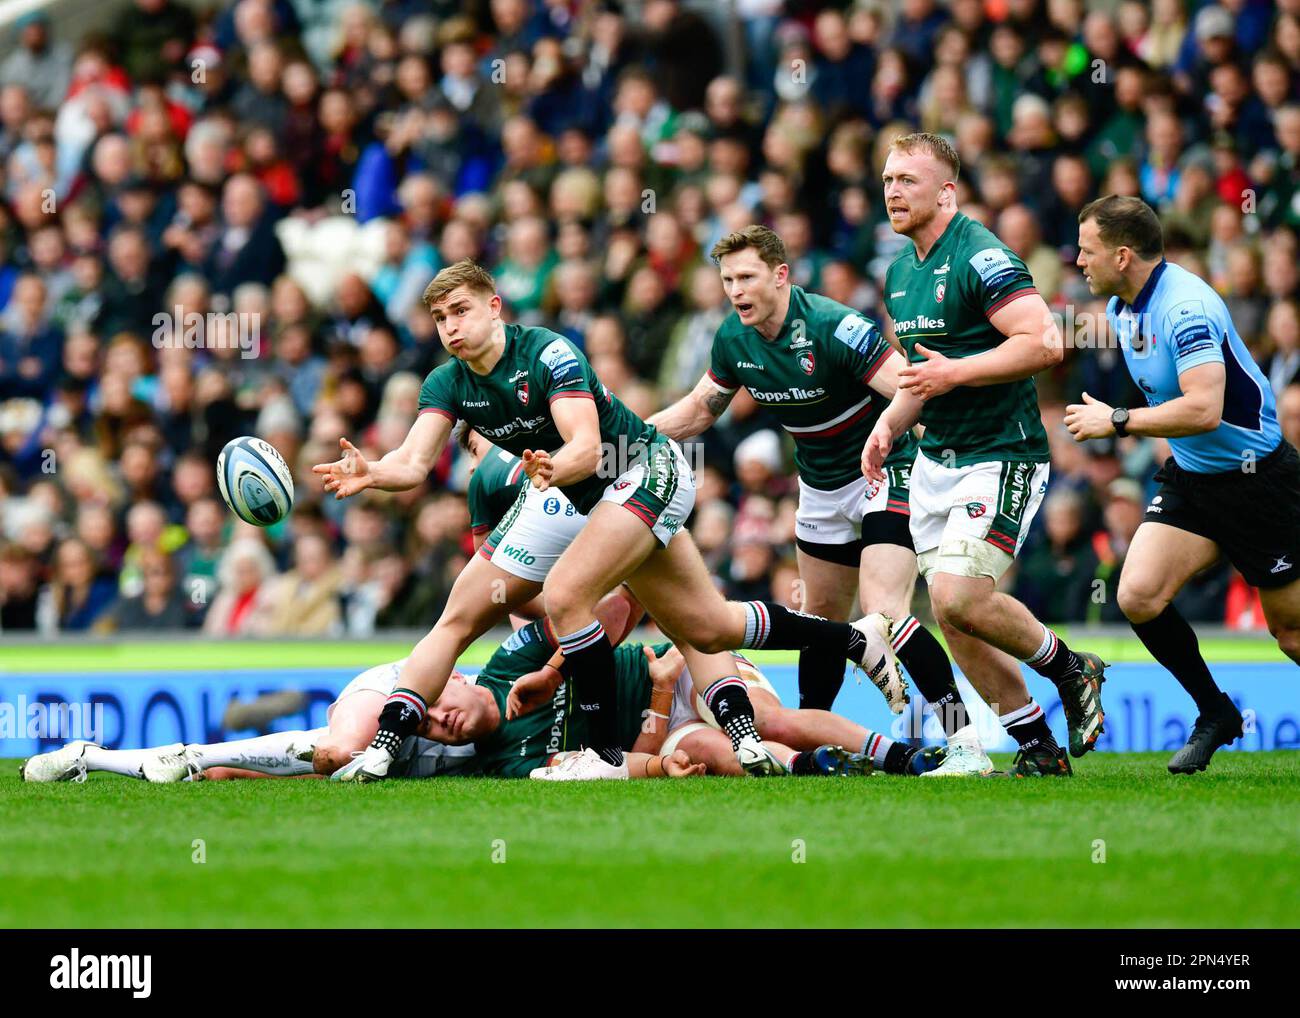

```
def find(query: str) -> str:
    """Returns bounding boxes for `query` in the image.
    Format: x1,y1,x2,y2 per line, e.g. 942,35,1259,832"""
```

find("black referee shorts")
1143,441,1300,589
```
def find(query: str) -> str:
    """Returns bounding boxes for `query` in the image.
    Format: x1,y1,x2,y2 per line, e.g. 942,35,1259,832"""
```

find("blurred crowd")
1,0,1298,636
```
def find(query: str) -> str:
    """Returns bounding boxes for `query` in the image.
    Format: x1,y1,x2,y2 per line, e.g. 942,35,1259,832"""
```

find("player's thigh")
438,552,538,636
627,532,741,652
1116,521,1221,620
795,546,858,620
1258,575,1300,653
858,541,919,621
543,500,657,620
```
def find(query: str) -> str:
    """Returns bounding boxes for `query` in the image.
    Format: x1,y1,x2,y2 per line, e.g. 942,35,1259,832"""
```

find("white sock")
81,744,169,779
947,723,984,752
187,729,323,777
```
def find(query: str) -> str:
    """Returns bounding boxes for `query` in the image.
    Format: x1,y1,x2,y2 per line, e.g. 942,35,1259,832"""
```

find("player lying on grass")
21,622,931,781
1071,195,1300,773
314,260,899,783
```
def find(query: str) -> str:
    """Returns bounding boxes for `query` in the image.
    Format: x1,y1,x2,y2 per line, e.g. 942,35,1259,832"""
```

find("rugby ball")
216,436,295,527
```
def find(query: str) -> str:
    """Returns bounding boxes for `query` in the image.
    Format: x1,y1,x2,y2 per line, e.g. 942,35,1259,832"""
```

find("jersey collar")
912,212,963,268
1121,259,1167,316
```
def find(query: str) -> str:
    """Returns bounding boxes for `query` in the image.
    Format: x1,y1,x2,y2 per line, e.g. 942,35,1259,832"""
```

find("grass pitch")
3,752,1297,928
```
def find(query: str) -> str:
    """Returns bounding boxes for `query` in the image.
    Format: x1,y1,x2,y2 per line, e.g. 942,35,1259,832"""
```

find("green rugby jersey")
707,285,916,491
883,213,1050,466
467,447,526,537
419,324,659,513
469,620,669,777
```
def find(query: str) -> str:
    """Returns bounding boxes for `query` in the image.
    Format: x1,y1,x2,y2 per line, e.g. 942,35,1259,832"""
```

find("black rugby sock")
1130,605,1229,715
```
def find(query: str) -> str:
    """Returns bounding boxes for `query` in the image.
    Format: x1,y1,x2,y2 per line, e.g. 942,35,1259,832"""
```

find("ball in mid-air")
216,436,294,526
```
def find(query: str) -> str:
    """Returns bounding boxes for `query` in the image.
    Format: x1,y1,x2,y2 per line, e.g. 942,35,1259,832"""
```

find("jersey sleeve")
706,329,739,391
1164,295,1226,375
466,468,493,535
417,364,458,421
964,244,1037,318
536,335,596,405
828,307,892,383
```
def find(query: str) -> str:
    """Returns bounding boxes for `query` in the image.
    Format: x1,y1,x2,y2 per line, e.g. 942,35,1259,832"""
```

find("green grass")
0,634,1290,672
3,753,1298,927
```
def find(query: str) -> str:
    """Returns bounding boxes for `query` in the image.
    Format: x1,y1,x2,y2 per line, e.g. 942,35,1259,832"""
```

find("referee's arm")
1065,363,1225,440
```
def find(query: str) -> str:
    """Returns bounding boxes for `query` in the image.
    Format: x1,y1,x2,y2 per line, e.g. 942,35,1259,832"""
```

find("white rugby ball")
216,436,295,527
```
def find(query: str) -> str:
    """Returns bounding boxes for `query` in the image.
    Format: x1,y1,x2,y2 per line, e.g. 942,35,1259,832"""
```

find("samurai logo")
797,351,815,375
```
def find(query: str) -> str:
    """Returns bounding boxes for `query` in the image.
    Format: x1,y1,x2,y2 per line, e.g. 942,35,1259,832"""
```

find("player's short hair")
710,224,788,269
422,260,496,310
454,420,475,454
1078,195,1165,259
889,132,961,182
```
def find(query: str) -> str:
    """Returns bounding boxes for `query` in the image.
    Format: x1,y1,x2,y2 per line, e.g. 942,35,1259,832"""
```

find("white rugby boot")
852,612,909,713
736,734,789,776
330,744,395,782
20,740,91,783
921,725,994,777
141,744,204,783
529,747,629,781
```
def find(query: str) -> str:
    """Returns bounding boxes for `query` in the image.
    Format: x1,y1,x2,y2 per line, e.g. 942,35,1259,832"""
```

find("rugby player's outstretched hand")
862,422,892,483
312,437,372,499
645,645,686,689
521,449,554,490
664,750,706,778
1063,392,1115,441
898,344,959,401
506,662,563,719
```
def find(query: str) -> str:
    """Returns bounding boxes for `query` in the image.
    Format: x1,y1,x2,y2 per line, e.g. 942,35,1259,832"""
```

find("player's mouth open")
736,302,753,315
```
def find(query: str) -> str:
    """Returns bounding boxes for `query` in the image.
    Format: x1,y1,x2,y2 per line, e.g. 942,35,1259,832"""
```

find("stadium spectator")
51,537,117,633
258,532,343,635
203,538,279,636
0,543,41,631
113,546,191,629
0,14,72,111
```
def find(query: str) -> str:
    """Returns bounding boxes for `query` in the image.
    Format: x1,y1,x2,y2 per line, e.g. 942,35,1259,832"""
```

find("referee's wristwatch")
1110,407,1130,438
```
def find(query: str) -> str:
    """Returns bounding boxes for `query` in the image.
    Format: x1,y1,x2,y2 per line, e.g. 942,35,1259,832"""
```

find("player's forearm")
646,394,715,440
949,331,1061,387
367,452,428,491
626,752,676,778
1127,396,1222,438
631,684,675,754
881,389,925,437
545,438,603,487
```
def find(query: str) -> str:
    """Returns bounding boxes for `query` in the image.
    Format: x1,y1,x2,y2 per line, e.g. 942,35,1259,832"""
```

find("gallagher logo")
965,501,987,519
516,381,529,405
797,351,815,375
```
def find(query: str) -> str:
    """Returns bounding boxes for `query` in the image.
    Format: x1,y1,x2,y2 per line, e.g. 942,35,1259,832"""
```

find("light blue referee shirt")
1107,260,1281,473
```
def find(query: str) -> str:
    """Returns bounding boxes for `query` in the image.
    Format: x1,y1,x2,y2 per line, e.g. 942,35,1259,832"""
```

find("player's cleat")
736,734,789,776
1168,703,1243,774
1057,651,1107,757
851,612,909,713
529,747,629,781
997,744,1073,778
808,745,872,776
19,740,91,783
330,744,394,782
141,744,203,783
921,741,994,777
900,744,947,775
